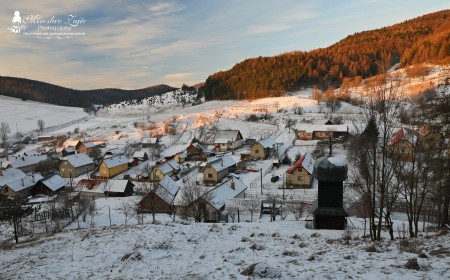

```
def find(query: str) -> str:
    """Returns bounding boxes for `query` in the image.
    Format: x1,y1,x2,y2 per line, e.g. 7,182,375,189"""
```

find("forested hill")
203,10,450,100
0,76,176,107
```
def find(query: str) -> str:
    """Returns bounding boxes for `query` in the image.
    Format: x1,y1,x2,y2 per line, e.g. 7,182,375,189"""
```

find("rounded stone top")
312,155,348,182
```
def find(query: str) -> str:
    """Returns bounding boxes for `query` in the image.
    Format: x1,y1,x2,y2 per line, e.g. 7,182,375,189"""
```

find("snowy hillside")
0,95,88,135
1,212,449,279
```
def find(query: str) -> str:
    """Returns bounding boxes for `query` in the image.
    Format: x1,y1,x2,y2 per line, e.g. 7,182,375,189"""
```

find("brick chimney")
230,181,235,190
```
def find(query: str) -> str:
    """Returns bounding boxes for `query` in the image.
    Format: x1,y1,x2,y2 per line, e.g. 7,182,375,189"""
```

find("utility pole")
260,168,263,195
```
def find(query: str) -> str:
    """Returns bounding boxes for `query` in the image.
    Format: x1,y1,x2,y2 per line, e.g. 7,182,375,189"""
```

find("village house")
61,147,76,157
388,128,418,161
99,155,129,179
186,143,213,160
149,160,180,181
104,148,124,158
75,141,96,155
286,153,315,188
132,150,149,161
194,178,247,222
174,152,187,164
37,135,55,142
104,180,134,197
137,176,181,214
0,168,27,186
75,179,104,198
11,155,48,173
141,137,159,148
299,124,349,140
1,173,43,197
419,125,443,151
31,174,67,196
213,130,244,152
251,137,276,159
59,153,95,178
202,155,237,184
297,124,349,140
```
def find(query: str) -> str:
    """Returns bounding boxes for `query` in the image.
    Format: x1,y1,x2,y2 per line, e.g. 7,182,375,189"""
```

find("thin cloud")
248,23,292,34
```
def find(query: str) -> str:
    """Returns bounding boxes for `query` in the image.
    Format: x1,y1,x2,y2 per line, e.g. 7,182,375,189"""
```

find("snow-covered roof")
0,168,27,186
157,159,180,174
206,178,247,210
11,155,48,169
286,153,315,174
328,156,347,167
256,137,276,148
63,153,94,168
5,174,43,192
154,176,181,204
40,174,67,192
106,180,133,193
213,130,242,144
102,155,129,168
296,124,348,133
106,148,124,155
176,152,187,159
63,147,76,153
133,150,148,158
206,155,236,172
24,150,39,156
142,138,158,144
190,143,204,151
82,142,96,148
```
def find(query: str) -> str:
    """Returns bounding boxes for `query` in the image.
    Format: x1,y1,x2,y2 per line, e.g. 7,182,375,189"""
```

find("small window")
255,150,259,154
400,148,407,153
208,174,212,178
298,176,304,181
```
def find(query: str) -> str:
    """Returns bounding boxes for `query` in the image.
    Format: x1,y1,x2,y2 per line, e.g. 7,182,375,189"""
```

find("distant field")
0,95,88,135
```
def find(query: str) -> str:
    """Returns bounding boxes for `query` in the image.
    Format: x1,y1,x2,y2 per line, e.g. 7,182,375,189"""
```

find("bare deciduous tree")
180,180,212,222
226,205,239,223
286,201,306,221
243,198,260,222
137,181,159,224
87,199,101,228
37,119,45,131
118,199,137,226
0,122,11,145
285,118,297,133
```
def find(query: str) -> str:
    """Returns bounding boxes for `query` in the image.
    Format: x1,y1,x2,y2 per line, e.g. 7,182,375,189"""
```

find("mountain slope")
0,76,176,107
203,10,450,100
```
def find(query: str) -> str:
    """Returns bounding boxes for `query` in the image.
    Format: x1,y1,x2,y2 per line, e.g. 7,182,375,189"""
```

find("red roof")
389,128,418,146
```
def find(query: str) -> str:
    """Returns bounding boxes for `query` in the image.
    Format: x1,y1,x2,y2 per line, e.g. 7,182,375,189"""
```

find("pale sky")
1,1,448,89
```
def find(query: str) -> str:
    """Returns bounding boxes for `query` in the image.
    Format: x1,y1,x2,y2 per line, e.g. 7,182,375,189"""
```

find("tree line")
202,10,450,100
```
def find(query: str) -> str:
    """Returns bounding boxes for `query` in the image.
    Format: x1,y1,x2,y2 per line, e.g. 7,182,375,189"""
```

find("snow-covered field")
0,95,88,135
1,198,449,280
